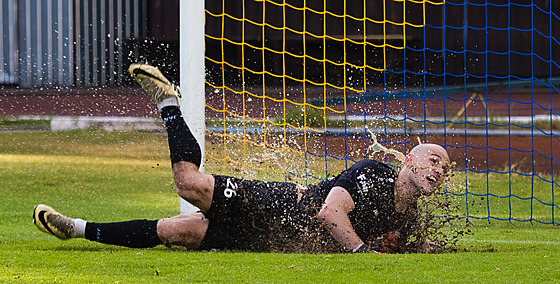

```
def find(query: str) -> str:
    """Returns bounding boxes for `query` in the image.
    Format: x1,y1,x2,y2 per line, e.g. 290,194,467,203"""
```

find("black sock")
160,106,202,168
85,220,162,248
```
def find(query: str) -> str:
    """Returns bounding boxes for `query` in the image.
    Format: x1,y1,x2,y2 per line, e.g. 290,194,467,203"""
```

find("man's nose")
432,166,444,177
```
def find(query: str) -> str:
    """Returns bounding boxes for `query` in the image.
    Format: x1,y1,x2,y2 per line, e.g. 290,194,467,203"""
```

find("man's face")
406,144,450,194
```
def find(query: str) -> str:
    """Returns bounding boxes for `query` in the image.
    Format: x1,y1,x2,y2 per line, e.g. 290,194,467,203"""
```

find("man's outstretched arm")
317,186,364,252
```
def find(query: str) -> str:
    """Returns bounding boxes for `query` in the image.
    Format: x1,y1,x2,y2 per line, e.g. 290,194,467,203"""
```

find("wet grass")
0,117,51,131
1,129,559,282
0,117,51,127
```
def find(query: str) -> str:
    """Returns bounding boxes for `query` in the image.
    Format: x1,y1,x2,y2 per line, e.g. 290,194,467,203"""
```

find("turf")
1,129,559,283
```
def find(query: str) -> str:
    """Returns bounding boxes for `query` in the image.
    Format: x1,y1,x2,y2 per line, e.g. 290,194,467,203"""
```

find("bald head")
408,144,449,164
402,143,451,194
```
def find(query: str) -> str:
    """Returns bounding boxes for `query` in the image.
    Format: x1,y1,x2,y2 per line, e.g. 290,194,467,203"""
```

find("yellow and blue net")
203,0,560,225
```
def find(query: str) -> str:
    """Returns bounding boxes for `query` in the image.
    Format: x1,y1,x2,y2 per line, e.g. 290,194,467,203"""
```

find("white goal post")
179,0,205,214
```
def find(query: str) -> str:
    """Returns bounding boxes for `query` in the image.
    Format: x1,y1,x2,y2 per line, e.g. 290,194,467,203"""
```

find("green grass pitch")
1,129,559,283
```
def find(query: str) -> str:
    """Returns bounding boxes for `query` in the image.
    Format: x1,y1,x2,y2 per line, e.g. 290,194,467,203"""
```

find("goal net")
202,0,560,225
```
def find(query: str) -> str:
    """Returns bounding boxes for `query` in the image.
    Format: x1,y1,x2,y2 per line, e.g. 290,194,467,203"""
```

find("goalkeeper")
33,64,451,253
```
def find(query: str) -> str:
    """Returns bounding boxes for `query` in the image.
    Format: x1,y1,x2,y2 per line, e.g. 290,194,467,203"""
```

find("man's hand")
353,243,369,253
353,243,383,254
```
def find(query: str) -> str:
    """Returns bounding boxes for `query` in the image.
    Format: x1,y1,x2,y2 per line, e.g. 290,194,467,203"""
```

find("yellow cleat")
128,63,182,105
33,204,75,240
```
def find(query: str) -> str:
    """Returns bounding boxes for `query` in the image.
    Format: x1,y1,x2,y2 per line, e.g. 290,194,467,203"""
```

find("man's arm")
317,186,364,252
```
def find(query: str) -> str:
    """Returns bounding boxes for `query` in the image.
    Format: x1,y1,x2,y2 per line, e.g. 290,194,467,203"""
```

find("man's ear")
404,153,413,166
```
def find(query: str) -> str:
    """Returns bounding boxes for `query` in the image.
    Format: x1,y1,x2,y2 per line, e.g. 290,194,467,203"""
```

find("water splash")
366,128,405,165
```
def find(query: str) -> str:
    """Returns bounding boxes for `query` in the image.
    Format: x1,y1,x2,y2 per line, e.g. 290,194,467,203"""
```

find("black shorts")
198,175,300,251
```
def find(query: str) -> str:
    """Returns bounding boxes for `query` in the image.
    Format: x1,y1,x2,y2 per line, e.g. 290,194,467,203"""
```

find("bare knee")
172,161,214,212
157,213,209,249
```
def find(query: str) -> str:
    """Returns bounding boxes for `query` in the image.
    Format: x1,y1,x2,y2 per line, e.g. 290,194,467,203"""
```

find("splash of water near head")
366,128,405,165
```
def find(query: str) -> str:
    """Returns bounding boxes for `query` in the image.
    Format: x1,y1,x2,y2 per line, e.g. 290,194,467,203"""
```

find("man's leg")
129,64,214,211
33,204,208,249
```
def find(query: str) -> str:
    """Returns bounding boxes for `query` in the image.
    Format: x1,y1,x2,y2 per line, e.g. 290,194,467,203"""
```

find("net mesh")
203,0,560,225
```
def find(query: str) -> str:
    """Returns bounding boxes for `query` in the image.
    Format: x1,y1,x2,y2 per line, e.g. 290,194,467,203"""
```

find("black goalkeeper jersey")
307,159,402,242
201,159,406,252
